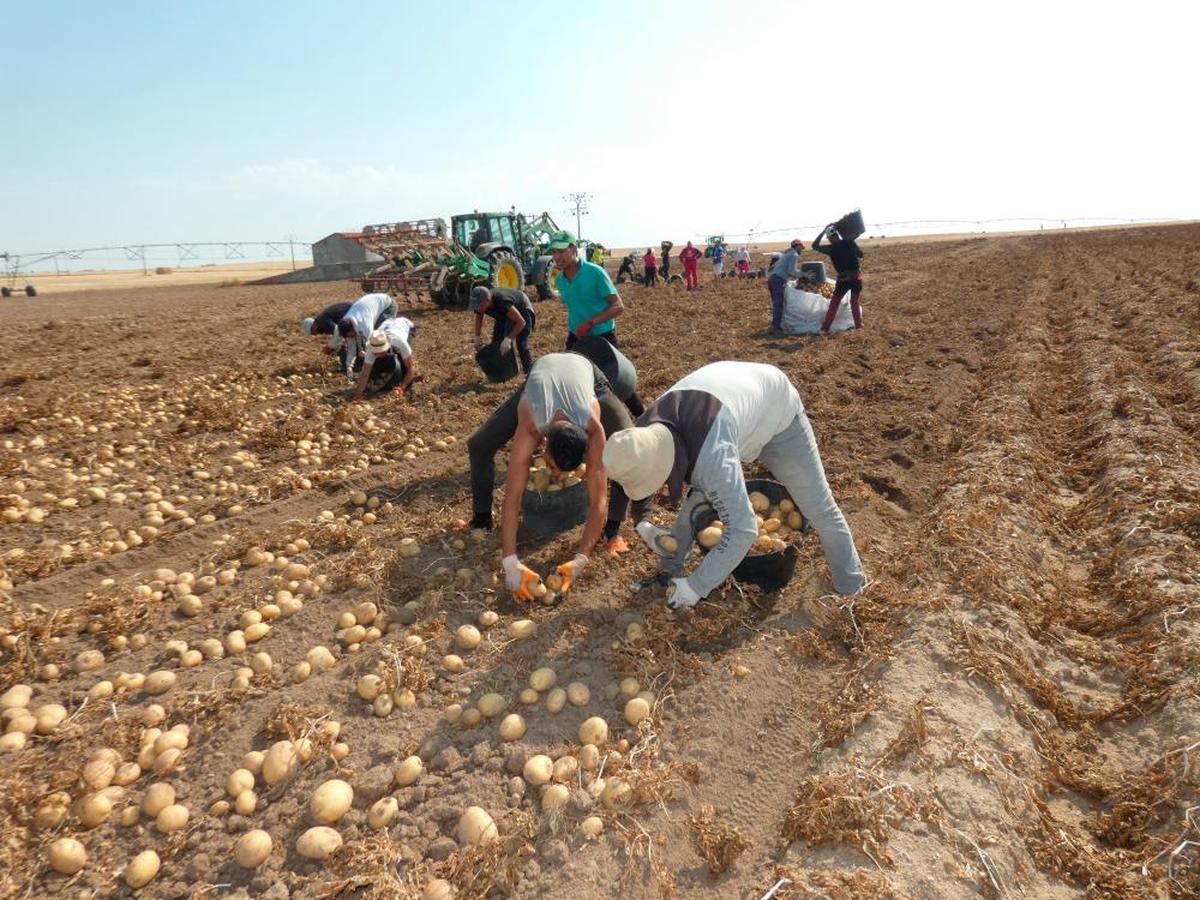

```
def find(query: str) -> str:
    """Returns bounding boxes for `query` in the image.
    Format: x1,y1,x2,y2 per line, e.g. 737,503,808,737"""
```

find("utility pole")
564,192,591,240
285,234,298,270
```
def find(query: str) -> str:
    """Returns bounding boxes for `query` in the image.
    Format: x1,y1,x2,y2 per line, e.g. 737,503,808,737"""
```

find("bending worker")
547,229,647,416
351,317,417,401
467,352,649,589
470,285,536,376
301,301,352,369
336,292,398,376
767,239,804,335
602,361,865,609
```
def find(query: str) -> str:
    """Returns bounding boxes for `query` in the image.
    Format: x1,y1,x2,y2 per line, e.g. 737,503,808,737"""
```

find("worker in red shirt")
679,241,702,291
642,248,658,286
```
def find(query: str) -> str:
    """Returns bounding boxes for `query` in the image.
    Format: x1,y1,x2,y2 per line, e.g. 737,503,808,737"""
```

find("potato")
47,837,87,875
296,826,343,860
235,790,257,815
393,755,424,787
234,829,273,869
442,654,465,673
478,610,499,627
124,850,161,889
454,624,481,650
523,754,553,786
519,688,540,705
227,769,255,798
0,684,31,709
601,778,631,808
82,757,117,790
242,750,265,775
749,491,770,513
552,755,579,784
356,674,382,701
34,703,68,734
310,779,353,824
624,697,651,726
498,714,526,741
307,646,336,670
477,693,506,718
697,526,723,549
508,619,537,640
542,783,570,811
156,803,189,833
580,815,604,838
456,806,498,846
79,792,113,827
529,667,556,692
368,796,399,830
545,687,567,714
142,782,175,816
423,880,454,900
787,510,803,530
262,740,298,785
460,707,482,728
579,717,609,747
244,622,270,643
566,682,590,706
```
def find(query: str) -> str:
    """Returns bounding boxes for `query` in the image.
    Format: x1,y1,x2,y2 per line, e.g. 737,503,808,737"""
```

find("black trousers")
467,379,649,535
565,330,647,418
490,307,536,375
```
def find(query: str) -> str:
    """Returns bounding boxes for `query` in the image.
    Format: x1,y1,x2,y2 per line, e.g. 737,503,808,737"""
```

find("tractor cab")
452,213,517,255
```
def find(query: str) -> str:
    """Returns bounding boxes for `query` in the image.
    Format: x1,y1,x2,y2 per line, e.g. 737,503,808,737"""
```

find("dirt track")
1,224,1198,898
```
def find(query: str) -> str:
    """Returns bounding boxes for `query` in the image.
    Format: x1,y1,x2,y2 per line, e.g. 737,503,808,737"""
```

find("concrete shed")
312,233,383,267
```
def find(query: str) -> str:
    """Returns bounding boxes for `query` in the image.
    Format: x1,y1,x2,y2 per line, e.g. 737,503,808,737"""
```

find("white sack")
780,283,856,335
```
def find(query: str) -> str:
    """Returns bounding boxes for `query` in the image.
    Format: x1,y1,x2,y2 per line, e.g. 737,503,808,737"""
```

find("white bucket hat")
367,329,391,356
602,424,674,501
300,317,315,336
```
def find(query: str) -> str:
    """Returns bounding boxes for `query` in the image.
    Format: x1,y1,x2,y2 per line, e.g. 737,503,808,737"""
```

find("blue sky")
1,0,1195,262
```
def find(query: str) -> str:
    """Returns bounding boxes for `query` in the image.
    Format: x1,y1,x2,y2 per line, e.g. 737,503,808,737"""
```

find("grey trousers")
758,413,866,594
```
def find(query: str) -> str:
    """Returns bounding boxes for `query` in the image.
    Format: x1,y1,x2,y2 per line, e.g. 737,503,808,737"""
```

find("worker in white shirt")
336,293,398,377
351,317,417,401
603,361,865,608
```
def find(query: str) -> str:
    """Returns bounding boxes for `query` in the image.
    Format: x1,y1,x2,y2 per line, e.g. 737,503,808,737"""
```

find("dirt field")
1,224,1198,899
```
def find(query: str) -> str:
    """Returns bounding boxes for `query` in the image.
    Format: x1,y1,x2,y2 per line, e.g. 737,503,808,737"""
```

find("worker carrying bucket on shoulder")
603,361,866,609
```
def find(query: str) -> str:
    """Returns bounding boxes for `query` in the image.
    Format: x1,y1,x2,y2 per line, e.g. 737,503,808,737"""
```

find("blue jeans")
767,274,787,329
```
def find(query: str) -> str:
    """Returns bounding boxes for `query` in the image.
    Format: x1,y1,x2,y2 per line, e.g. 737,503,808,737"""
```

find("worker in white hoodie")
602,361,865,608
336,292,398,377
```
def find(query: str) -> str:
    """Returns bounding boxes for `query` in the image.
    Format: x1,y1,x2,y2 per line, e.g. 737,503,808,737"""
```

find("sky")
1,0,1196,266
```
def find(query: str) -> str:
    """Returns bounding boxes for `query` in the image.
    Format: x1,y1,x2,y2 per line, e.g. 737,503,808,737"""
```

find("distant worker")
337,292,398,376
660,241,674,281
735,246,751,277
710,242,726,277
603,361,866,609
617,253,637,283
466,352,650,573
548,229,646,416
352,317,418,401
642,248,658,286
767,239,804,335
301,300,351,369
470,285,536,376
679,240,702,290
813,225,864,334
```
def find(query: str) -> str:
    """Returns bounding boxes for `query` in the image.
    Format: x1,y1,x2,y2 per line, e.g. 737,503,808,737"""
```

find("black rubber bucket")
834,209,866,241
475,341,519,384
570,336,638,401
521,480,589,539
799,261,827,284
690,479,805,591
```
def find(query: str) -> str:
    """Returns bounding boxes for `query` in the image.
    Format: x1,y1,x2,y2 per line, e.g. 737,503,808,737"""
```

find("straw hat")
367,330,391,355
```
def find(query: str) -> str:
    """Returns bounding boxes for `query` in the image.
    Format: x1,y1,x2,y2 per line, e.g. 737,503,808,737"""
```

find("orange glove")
555,554,589,596
394,386,406,398
502,554,542,602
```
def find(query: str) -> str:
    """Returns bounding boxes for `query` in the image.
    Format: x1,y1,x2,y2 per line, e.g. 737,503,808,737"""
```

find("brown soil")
1,223,1198,899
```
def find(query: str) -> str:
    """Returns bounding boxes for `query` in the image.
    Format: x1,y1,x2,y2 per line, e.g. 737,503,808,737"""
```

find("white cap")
601,424,674,501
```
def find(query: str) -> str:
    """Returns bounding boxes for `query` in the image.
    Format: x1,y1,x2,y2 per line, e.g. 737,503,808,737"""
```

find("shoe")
603,535,631,556
768,326,783,336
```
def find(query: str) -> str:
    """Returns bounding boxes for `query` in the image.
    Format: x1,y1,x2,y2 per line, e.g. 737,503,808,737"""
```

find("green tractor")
354,209,564,309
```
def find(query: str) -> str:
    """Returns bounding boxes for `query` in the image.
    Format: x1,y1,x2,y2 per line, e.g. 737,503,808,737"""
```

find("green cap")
545,229,576,251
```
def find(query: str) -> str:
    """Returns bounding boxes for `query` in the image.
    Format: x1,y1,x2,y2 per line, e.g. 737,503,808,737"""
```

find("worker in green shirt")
547,230,645,417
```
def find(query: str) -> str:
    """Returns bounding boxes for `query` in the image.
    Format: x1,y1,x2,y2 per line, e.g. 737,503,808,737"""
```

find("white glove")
666,578,700,610
502,338,514,355
636,521,677,557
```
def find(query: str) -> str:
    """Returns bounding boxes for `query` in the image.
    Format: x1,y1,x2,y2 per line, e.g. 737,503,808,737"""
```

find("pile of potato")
695,490,804,556
525,456,585,493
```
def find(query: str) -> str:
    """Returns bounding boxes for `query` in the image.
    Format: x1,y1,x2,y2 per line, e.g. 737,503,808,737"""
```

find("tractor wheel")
1,287,10,297
24,285,37,297
429,268,450,308
487,251,524,292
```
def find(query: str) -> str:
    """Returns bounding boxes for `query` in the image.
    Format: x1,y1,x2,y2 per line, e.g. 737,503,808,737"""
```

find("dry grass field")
1,224,1198,898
